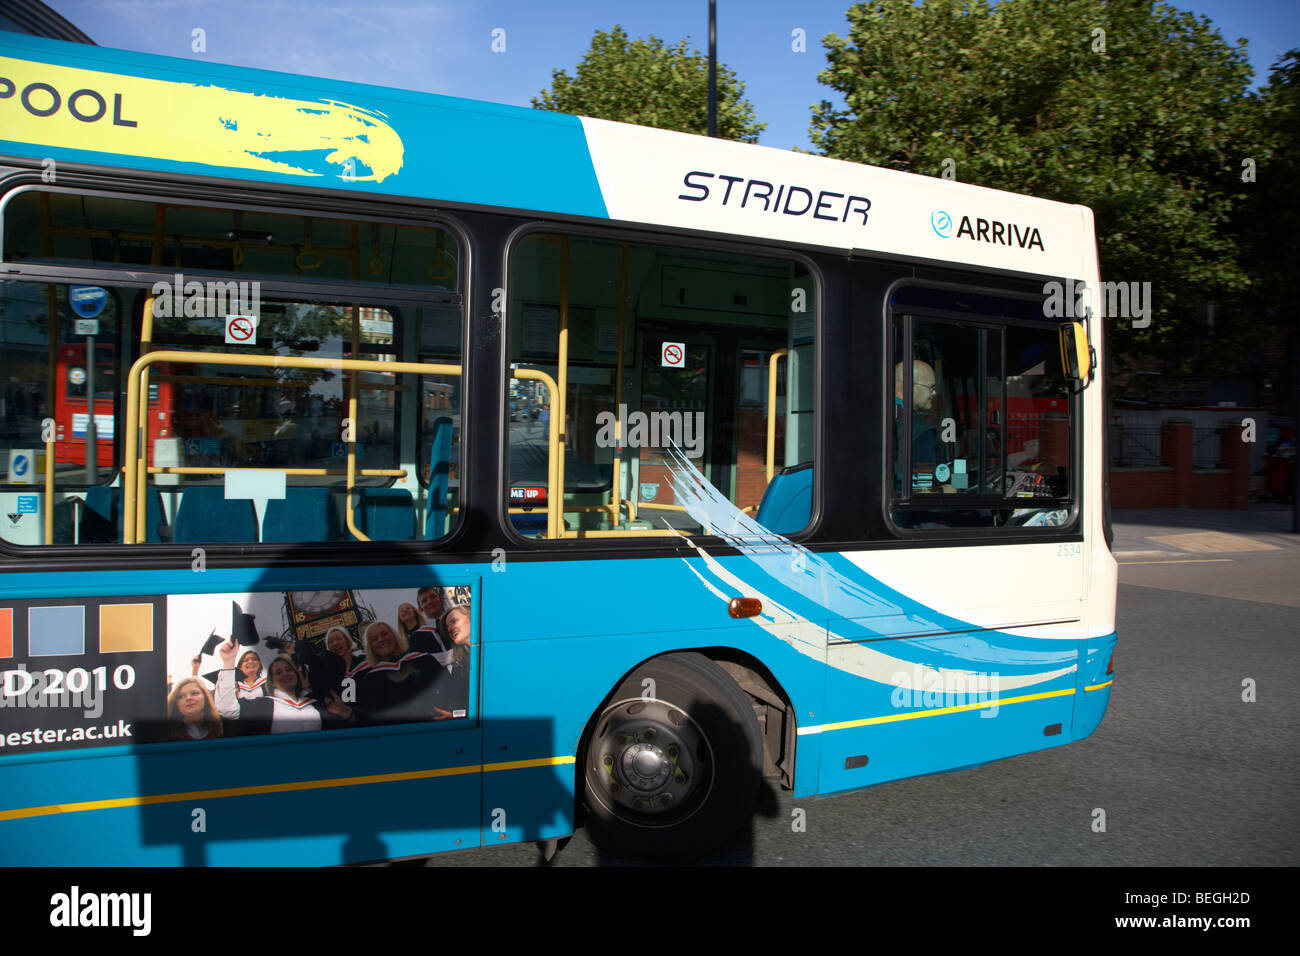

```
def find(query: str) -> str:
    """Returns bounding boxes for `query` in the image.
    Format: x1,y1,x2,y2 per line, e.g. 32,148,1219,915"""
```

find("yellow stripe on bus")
0,755,575,822
798,687,1080,735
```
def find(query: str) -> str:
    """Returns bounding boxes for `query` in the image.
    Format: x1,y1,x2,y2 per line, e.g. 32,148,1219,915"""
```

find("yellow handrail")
613,244,628,516
43,432,55,546
146,467,406,477
43,280,57,544
123,350,461,544
510,368,561,538
134,295,157,541
346,303,363,539
556,238,570,539
766,348,788,482
344,390,366,541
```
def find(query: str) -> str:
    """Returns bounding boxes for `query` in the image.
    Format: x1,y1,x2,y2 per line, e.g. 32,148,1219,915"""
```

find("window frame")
0,281,129,492
0,177,473,558
884,282,1081,539
498,220,823,548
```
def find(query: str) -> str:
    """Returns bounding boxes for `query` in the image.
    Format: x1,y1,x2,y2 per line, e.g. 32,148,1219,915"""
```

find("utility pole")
707,0,717,138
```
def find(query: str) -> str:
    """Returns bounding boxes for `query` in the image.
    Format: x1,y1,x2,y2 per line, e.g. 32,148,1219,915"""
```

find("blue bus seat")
424,416,453,540
263,487,340,542
173,486,259,543
755,463,813,535
353,487,416,541
81,486,167,543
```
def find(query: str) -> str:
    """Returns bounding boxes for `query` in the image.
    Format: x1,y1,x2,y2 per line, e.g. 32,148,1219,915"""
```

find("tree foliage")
1239,50,1299,320
533,25,765,143
810,0,1267,373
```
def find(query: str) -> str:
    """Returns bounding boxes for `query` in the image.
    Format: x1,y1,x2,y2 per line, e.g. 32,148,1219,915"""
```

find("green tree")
1228,50,1300,416
810,0,1259,372
533,25,765,142
1239,50,1299,321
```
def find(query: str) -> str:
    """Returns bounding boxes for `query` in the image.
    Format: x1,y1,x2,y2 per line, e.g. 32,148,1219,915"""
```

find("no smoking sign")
661,341,685,368
225,314,258,345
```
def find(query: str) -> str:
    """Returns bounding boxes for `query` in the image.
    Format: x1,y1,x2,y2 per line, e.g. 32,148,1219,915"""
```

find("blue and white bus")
0,32,1115,864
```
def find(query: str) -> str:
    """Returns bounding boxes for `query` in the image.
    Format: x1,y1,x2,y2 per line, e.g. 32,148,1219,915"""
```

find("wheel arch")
577,645,797,792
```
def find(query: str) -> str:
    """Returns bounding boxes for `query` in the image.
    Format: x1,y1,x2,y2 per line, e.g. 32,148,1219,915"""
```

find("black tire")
579,652,763,862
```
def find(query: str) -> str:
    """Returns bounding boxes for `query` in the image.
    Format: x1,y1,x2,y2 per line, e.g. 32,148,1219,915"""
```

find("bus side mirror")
1058,322,1092,383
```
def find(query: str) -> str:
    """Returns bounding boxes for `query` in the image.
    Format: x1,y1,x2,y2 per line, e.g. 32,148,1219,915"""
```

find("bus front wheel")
580,652,763,862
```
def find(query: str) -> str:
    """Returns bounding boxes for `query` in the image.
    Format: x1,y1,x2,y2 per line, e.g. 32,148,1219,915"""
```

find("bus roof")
1,31,1091,277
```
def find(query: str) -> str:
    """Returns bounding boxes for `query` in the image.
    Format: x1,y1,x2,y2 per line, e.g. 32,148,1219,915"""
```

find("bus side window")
504,234,816,539
889,290,1074,532
0,282,123,546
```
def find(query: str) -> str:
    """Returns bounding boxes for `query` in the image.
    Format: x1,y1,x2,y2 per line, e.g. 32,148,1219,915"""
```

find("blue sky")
42,0,1300,152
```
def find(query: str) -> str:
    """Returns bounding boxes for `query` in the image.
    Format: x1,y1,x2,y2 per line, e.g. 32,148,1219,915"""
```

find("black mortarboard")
199,629,221,656
232,601,259,647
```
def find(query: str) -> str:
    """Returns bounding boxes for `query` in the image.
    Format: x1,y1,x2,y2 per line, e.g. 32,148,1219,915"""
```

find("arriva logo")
930,208,1045,251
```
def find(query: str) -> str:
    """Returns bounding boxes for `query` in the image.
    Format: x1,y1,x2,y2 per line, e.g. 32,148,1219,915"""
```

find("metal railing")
1109,424,1162,468
1192,427,1222,469
123,351,465,544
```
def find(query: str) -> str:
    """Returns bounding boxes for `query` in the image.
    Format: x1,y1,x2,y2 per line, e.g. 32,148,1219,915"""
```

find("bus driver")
894,360,954,493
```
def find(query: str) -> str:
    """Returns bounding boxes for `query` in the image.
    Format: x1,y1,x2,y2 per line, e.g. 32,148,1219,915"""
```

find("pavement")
1111,505,1300,607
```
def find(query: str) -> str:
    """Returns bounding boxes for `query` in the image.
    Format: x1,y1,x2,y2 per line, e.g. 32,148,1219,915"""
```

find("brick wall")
1110,419,1250,509
1110,467,1176,508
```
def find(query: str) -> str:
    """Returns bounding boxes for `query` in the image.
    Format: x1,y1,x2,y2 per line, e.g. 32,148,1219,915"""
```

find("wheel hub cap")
624,743,671,790
591,699,712,819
